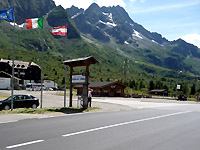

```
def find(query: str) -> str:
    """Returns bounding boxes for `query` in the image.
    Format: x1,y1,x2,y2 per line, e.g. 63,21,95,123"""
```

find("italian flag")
51,25,67,36
26,17,43,29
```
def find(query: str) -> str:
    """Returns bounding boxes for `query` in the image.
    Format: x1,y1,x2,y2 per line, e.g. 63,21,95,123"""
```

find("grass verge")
0,94,9,100
0,107,101,114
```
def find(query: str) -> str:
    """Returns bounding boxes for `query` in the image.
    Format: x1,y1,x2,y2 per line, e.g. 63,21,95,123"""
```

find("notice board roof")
63,56,98,67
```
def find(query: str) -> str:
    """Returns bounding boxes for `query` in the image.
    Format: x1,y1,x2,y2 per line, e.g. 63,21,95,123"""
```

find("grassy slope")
0,20,199,94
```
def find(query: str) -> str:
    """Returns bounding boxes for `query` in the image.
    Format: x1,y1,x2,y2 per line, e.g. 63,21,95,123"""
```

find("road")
1,103,200,150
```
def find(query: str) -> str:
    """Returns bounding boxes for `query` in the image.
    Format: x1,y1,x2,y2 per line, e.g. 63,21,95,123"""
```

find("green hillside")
0,20,197,95
0,1,200,96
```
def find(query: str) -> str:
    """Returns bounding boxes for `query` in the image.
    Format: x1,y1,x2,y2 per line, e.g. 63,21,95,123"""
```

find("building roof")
0,71,21,80
89,82,115,87
150,89,167,92
75,81,127,88
0,58,40,69
63,56,98,67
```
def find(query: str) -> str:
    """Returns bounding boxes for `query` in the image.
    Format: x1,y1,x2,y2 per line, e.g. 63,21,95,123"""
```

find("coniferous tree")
129,80,135,89
182,84,189,95
149,80,155,91
139,81,145,89
190,84,196,95
62,77,65,85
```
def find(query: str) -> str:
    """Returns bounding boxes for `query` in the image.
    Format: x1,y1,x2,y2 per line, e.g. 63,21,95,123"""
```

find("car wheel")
31,104,37,108
4,105,10,110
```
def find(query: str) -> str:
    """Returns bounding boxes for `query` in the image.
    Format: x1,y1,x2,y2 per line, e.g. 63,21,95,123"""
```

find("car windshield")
4,95,21,101
3,95,36,101
4,96,13,101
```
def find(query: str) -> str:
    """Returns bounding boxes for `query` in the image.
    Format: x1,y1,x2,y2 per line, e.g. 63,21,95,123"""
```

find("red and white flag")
51,25,67,36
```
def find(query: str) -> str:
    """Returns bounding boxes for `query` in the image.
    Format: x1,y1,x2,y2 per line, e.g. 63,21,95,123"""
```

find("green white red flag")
51,25,67,36
26,17,43,29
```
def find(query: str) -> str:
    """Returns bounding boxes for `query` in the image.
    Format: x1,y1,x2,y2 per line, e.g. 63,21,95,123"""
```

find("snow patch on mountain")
102,12,109,16
124,41,129,45
132,30,143,39
102,12,116,27
72,12,82,19
10,22,25,28
98,20,117,27
152,40,158,44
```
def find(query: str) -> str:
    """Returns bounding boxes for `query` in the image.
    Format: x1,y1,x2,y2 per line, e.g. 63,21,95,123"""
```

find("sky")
53,0,200,48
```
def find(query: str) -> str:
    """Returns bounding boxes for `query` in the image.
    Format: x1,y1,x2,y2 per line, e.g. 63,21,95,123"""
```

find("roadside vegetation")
0,107,101,114
0,94,9,100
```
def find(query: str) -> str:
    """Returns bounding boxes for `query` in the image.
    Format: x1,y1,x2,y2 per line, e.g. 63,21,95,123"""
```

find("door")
14,95,26,108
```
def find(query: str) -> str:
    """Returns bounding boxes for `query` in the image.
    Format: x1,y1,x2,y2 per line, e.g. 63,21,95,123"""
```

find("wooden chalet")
75,81,127,97
149,89,168,96
0,58,41,82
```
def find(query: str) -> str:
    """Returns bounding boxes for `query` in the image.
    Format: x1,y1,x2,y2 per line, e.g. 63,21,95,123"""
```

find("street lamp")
176,71,182,99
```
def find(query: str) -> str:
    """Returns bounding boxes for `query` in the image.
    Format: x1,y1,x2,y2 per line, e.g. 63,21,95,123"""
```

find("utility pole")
123,58,129,81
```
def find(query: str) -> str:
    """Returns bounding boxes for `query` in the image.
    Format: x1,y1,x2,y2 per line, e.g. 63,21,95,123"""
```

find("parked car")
0,95,39,110
177,95,187,101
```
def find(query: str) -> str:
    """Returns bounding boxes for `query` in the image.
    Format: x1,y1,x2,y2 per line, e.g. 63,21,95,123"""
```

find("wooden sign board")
72,75,86,84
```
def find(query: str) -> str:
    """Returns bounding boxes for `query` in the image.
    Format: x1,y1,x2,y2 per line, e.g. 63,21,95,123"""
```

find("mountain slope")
0,0,199,92
67,3,169,45
67,3,200,74
0,0,56,24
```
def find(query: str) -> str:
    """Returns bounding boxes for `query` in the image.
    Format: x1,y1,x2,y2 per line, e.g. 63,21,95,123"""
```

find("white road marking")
38,112,92,119
6,140,44,149
0,120,18,124
63,111,191,137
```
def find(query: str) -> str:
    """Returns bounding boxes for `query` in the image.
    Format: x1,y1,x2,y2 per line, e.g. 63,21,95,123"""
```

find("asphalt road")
1,104,200,150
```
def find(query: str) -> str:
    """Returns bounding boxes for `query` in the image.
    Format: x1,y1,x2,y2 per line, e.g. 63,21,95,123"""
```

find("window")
24,95,31,99
117,89,121,93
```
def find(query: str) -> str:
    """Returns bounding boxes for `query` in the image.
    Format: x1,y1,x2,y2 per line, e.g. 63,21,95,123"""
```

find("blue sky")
53,0,200,47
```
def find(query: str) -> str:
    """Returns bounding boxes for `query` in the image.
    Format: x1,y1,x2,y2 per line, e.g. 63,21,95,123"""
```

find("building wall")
24,66,41,80
0,62,12,75
0,61,41,81
76,84,125,97
0,78,11,89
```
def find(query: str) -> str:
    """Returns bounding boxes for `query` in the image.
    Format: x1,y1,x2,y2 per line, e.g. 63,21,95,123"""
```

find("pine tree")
149,80,155,91
190,84,196,95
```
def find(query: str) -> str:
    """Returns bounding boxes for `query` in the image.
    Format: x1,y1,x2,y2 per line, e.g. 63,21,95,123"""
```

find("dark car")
0,95,39,110
178,95,187,101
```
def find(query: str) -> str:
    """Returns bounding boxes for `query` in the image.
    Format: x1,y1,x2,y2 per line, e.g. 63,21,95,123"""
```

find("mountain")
47,6,80,39
67,3,169,45
0,0,200,93
67,3,200,74
0,0,56,24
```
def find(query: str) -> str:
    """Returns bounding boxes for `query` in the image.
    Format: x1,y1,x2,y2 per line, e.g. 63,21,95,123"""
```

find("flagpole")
36,27,44,109
40,31,44,109
64,65,67,107
11,8,16,111
64,25,67,107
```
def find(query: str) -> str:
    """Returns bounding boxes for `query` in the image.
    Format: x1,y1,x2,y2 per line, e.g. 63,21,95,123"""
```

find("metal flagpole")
64,65,67,107
40,36,44,108
11,8,16,111
64,25,68,107
37,28,44,108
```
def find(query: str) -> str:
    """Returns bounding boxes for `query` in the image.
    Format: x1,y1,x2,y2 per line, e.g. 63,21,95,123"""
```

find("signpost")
177,85,181,90
63,56,98,109
72,75,86,84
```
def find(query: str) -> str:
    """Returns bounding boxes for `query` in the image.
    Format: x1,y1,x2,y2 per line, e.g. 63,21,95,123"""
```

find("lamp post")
176,71,182,99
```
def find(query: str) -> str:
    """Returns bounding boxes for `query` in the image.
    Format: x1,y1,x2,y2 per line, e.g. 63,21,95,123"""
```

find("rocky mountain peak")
67,5,84,17
47,5,80,39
